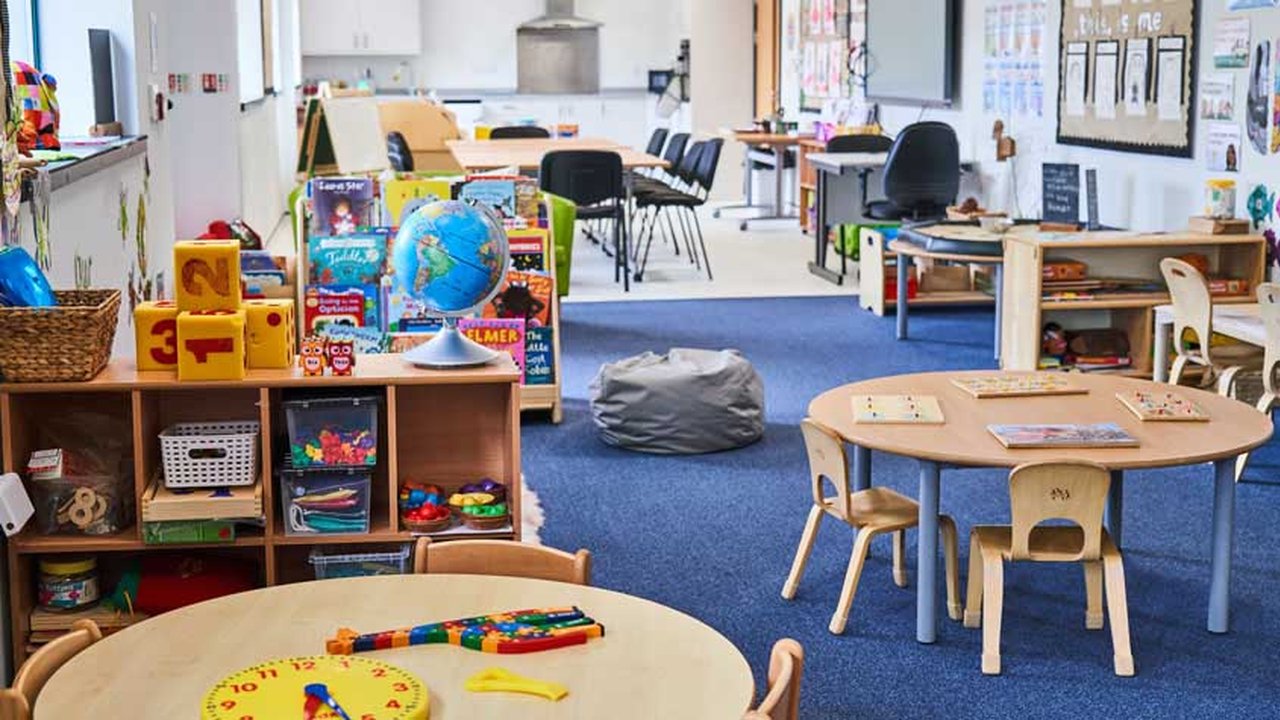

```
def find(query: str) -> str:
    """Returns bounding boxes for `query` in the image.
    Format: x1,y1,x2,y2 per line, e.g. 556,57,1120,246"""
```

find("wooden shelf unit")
797,138,825,234
1,354,521,664
858,227,997,316
999,231,1266,374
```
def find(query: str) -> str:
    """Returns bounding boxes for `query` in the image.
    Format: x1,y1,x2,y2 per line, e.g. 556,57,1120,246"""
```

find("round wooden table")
809,370,1273,643
36,575,755,719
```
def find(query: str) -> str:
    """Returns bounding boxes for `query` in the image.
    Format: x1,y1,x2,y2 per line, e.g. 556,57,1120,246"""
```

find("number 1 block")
177,310,247,381
175,240,242,312
134,300,180,372
244,299,296,369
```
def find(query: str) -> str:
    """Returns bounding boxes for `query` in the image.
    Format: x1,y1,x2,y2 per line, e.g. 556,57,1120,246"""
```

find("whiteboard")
236,0,264,104
864,0,955,106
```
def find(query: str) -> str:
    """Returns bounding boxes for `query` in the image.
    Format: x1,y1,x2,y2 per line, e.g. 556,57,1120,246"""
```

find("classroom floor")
522,296,1280,719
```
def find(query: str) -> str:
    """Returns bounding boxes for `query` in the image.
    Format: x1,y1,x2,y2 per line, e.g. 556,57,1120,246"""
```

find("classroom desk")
888,235,1004,360
806,151,889,284
36,574,754,720
1153,303,1264,383
809,370,1272,643
446,137,668,171
724,131,812,228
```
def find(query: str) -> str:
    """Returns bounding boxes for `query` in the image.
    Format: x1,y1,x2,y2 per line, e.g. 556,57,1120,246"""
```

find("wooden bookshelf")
1,355,521,664
858,227,996,316
1000,230,1266,374
797,138,825,234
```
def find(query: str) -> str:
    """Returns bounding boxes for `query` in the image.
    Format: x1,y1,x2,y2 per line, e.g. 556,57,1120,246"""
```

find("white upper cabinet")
300,0,422,56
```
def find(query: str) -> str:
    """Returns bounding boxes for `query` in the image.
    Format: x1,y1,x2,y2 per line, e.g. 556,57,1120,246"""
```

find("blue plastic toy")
0,246,56,307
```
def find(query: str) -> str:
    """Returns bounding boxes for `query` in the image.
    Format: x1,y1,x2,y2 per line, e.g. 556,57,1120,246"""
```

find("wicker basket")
0,290,121,383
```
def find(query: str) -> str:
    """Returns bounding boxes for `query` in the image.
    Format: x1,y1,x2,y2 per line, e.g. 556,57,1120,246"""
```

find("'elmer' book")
524,326,555,385
310,177,375,236
307,234,387,285
458,318,526,373
485,270,553,328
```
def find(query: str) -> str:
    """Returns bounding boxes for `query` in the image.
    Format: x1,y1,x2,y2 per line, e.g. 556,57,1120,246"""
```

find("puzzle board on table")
950,375,1088,399
852,395,945,424
1115,390,1208,422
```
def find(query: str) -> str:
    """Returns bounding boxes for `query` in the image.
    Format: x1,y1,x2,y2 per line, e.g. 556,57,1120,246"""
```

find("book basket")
0,290,121,382
160,421,261,488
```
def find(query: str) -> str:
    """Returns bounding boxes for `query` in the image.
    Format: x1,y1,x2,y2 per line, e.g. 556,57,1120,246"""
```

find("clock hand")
304,683,353,720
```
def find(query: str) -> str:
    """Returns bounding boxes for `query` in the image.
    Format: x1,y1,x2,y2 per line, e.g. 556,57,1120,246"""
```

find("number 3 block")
177,310,247,381
134,300,180,372
244,299,296,369
175,240,242,312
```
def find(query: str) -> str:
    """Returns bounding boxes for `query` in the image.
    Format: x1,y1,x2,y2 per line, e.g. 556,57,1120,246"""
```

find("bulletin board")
1057,0,1198,157
799,0,851,111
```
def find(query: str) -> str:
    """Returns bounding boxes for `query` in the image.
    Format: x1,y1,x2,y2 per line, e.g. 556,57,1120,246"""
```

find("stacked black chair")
631,138,722,281
863,121,959,222
386,131,414,172
539,150,632,291
491,125,551,139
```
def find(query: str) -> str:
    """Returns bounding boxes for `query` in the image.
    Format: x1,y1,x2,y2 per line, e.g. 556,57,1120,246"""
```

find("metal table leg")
1154,317,1172,383
807,169,847,285
853,445,871,492
896,256,909,340
1106,470,1124,549
1208,458,1236,633
993,263,1004,363
916,460,941,643
773,144,786,217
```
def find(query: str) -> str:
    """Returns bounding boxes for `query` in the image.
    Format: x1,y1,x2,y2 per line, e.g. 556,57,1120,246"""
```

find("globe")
390,200,511,368
392,200,508,315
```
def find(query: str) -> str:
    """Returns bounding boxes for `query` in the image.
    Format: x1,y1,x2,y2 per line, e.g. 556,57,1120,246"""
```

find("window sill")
20,136,148,200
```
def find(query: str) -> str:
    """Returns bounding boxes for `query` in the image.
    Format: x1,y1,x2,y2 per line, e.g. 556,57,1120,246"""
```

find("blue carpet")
523,296,1280,719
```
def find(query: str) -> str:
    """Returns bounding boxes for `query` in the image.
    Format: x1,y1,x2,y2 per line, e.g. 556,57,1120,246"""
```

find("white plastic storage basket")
160,421,260,488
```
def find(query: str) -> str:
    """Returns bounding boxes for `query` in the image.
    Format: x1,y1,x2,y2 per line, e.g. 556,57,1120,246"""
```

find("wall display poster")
799,0,850,110
1205,122,1242,172
1213,17,1250,69
1272,41,1280,154
1057,0,1197,156
982,0,1049,119
1199,74,1235,120
1247,40,1270,155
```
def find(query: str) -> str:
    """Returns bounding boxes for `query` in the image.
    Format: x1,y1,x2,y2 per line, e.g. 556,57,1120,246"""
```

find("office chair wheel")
739,221,749,231
712,208,722,219
633,271,644,282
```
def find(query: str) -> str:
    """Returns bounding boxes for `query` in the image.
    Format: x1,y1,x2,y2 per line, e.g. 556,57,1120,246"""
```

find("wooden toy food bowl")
459,510,511,531
402,513,453,533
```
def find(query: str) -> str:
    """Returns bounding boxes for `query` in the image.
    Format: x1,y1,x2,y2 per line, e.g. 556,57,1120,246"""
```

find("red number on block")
185,337,235,364
182,258,231,297
150,318,177,364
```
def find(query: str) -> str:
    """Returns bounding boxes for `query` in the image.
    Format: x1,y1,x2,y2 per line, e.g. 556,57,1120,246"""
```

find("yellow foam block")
134,300,180,371
177,310,246,381
243,299,296,369
175,240,241,312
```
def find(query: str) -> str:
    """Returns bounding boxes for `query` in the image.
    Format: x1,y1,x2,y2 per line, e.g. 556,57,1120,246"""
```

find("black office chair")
386,131,414,172
863,121,959,222
633,132,689,194
539,150,631,290
827,134,894,154
490,125,551,139
644,128,669,156
633,138,721,282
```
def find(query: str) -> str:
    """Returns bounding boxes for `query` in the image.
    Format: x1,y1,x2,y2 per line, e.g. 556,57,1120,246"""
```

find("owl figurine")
299,337,328,376
326,339,355,376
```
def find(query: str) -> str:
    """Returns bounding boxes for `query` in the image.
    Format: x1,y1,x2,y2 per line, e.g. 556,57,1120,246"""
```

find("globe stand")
402,316,500,368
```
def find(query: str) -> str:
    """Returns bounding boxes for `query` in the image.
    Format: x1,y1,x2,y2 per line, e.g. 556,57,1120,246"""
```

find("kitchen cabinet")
300,0,421,56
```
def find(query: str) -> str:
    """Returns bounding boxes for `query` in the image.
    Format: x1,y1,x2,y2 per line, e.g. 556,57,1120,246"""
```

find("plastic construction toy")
326,606,604,656
295,428,376,467
465,667,568,701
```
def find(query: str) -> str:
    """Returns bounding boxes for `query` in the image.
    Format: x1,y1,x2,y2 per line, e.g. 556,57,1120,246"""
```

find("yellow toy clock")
201,655,429,720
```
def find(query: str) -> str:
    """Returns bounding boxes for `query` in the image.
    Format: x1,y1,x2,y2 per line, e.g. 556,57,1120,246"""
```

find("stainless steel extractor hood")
517,0,601,94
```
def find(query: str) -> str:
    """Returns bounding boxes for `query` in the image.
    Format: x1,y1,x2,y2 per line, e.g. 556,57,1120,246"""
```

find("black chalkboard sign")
1042,163,1081,225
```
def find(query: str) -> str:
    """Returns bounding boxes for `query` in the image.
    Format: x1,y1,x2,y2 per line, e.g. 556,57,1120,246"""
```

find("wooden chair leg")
939,516,962,621
781,505,824,600
964,530,983,628
1083,560,1104,630
1237,393,1277,482
892,529,908,588
1168,355,1188,386
1103,550,1136,677
828,528,874,635
1216,365,1242,398
980,552,1004,675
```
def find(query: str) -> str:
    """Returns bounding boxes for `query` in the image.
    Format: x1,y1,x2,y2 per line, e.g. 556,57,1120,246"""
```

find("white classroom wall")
689,0,753,201
34,0,139,135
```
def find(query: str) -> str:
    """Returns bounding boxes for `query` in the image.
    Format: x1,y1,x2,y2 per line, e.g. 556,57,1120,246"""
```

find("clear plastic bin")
280,467,371,535
283,396,379,468
31,474,134,535
309,544,412,579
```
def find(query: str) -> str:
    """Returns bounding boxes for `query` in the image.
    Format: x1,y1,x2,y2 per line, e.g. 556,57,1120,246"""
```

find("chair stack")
630,137,723,282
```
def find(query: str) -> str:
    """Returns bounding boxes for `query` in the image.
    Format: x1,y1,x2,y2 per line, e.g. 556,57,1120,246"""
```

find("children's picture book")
307,234,388,286
458,317,526,373
459,177,516,221
485,270,553,328
1115,391,1209,422
310,177,375,236
303,284,378,332
509,228,549,272
987,423,1139,448
381,283,445,334
951,375,1089,399
383,177,456,227
317,323,389,355
524,326,555,385
852,395,945,424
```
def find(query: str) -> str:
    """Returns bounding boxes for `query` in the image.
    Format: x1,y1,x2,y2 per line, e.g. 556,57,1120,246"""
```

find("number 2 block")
244,299,296,369
175,240,242,312
177,310,246,381
134,300,179,372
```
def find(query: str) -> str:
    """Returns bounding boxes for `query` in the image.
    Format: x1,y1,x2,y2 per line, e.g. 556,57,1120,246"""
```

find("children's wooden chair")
783,418,961,635
964,461,1134,676
1160,257,1263,395
1237,283,1280,480
742,639,804,720
1,619,103,718
413,537,592,585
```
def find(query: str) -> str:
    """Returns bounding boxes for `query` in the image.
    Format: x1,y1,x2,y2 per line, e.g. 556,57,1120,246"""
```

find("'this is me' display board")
1058,0,1197,157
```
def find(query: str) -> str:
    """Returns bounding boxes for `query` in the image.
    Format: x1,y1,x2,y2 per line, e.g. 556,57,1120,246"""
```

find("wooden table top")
1155,303,1264,346
447,138,667,171
727,131,812,146
36,575,754,720
809,370,1273,469
888,238,1003,265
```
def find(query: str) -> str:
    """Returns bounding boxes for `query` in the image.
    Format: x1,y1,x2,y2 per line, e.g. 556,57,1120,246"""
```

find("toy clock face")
202,655,429,720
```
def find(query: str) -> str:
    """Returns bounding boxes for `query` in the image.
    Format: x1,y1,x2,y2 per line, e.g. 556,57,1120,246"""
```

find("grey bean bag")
589,348,764,454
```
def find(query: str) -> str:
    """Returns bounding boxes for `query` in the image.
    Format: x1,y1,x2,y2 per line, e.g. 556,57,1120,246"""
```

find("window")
6,0,36,65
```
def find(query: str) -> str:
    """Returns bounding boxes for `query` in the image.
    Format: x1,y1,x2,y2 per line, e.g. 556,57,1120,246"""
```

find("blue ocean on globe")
391,200,508,315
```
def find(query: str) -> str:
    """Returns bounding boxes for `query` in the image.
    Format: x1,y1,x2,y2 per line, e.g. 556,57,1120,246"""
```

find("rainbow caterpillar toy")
326,606,604,656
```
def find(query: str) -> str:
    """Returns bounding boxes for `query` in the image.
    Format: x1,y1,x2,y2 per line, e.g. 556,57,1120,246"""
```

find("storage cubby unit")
859,227,996,316
1,353,521,665
1000,231,1267,375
